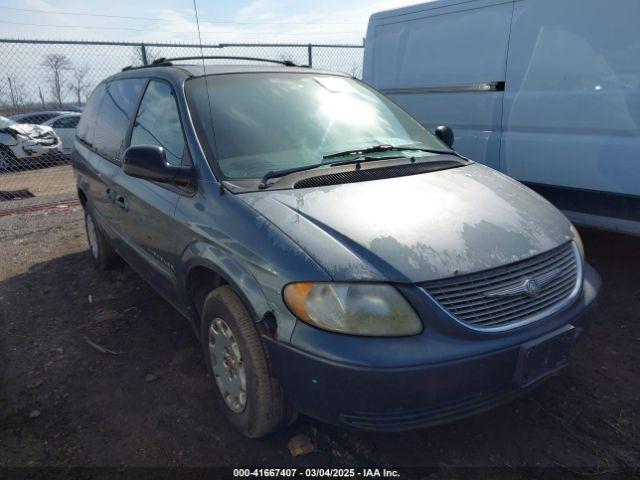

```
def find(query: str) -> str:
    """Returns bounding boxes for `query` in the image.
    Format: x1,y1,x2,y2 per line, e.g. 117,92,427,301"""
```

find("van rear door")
364,0,515,169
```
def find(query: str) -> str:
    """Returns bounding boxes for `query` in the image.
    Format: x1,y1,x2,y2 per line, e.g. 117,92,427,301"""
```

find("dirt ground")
0,205,639,473
0,165,76,212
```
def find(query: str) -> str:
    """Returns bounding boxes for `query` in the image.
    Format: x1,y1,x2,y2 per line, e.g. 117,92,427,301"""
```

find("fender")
178,240,273,335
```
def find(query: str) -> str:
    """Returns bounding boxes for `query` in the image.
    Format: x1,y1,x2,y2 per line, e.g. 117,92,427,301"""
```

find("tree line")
1,54,91,112
1,45,159,113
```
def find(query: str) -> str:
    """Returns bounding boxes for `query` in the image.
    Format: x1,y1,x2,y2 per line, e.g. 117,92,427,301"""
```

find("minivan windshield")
186,73,451,179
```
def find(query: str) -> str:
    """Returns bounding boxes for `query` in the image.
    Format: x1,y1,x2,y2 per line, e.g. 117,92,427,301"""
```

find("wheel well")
77,188,87,207
187,266,227,318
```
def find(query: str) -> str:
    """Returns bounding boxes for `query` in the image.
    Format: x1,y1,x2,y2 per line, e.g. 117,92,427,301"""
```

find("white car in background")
10,110,77,125
0,116,62,171
43,113,81,154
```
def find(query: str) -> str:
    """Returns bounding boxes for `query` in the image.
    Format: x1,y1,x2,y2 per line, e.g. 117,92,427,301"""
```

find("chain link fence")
0,38,364,211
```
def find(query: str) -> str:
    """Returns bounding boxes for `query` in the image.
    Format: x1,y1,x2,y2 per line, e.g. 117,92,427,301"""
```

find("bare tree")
38,86,47,109
349,61,361,79
279,53,295,64
7,76,28,110
68,64,91,106
131,45,159,65
42,54,72,107
14,80,28,107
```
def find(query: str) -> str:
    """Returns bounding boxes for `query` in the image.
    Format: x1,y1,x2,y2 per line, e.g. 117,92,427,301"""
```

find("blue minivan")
74,57,600,437
364,0,640,236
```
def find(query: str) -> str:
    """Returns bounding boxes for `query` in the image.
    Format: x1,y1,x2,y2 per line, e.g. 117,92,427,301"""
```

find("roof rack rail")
120,64,163,71
151,56,302,67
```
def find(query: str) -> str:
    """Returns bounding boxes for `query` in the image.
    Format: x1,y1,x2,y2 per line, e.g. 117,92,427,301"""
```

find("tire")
84,206,120,270
200,285,294,438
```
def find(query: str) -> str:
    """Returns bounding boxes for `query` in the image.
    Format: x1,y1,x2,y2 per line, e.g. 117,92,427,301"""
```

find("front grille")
422,242,581,331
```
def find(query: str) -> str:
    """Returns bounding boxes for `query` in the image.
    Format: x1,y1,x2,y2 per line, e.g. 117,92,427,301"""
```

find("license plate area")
513,324,577,387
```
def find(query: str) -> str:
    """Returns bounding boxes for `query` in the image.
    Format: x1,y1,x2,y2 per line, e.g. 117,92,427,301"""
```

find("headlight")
570,224,585,260
22,139,39,152
283,282,422,336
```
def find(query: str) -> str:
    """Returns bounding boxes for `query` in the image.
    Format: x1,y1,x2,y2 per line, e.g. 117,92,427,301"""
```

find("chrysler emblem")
484,268,562,299
523,278,540,297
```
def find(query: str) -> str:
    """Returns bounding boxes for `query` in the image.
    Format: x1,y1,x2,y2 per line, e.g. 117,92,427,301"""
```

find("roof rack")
152,56,303,67
121,55,310,72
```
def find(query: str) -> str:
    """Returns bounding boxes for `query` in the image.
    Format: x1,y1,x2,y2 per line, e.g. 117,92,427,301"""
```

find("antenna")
192,0,224,194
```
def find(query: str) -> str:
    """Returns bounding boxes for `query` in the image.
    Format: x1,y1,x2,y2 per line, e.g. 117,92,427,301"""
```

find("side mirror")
122,145,192,186
435,125,454,148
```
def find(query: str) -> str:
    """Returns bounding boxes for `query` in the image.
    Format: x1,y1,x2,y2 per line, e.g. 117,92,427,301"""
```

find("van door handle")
115,195,128,211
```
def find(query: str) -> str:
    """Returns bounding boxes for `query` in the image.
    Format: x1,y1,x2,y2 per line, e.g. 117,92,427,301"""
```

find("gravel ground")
0,165,75,211
0,205,639,473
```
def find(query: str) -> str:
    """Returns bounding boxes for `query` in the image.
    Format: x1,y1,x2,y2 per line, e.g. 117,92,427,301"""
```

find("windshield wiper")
329,155,405,167
322,144,453,160
259,162,327,189
258,154,403,189
258,145,456,189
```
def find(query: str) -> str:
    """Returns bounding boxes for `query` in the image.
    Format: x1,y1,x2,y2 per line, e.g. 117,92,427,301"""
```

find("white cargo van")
364,0,640,235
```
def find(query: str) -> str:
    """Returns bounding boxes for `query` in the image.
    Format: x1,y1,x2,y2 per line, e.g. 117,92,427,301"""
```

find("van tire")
200,285,293,438
83,206,120,270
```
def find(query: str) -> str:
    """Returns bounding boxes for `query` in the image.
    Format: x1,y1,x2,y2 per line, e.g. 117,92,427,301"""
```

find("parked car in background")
74,59,600,438
10,110,77,125
0,115,62,171
43,113,81,154
364,0,640,236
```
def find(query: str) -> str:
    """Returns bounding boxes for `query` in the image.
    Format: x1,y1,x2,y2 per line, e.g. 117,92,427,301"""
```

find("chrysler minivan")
73,58,601,437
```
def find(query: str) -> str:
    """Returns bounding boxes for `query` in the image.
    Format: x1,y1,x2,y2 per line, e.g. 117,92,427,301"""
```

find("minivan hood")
239,163,573,283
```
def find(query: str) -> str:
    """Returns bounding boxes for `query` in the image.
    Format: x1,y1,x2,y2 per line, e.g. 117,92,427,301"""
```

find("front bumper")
11,140,61,159
265,263,601,431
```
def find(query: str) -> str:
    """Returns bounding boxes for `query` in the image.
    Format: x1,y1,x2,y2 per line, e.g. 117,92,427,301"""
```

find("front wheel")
201,285,294,438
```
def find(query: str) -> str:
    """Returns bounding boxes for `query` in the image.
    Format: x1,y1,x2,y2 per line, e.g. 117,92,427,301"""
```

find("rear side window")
76,83,106,145
18,113,59,124
92,78,147,161
130,80,185,166
52,116,80,128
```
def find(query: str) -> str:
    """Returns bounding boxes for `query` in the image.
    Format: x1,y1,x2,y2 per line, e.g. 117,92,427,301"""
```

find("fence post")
140,43,148,65
307,44,312,67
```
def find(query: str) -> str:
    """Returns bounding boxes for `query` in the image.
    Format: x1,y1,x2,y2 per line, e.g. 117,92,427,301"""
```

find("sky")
0,0,423,44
